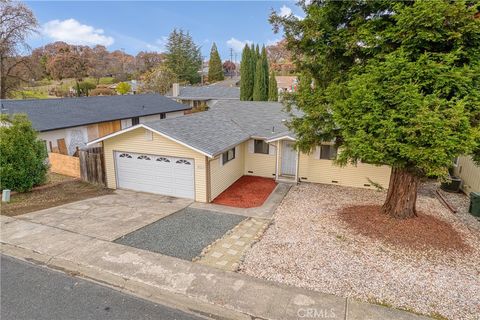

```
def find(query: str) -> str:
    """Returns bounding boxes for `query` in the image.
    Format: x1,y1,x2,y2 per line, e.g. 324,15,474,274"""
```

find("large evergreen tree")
165,29,202,84
208,42,224,82
240,45,254,101
253,56,268,101
272,0,480,219
251,43,257,78
268,70,278,101
261,46,269,97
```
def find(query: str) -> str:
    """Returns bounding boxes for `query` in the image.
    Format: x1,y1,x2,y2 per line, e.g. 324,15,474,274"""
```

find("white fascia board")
265,135,296,143
87,124,214,158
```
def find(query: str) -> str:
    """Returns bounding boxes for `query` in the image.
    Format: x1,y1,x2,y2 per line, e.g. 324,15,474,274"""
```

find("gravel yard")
239,183,480,320
115,208,245,260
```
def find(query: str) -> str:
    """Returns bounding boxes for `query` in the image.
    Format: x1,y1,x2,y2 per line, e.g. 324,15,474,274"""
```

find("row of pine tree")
240,44,278,102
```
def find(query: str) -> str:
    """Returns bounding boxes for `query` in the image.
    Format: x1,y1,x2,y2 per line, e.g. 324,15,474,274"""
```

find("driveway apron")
15,190,192,241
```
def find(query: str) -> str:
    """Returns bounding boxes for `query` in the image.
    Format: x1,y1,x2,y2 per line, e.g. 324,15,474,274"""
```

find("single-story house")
169,83,240,110
89,101,391,202
454,156,480,193
2,94,190,155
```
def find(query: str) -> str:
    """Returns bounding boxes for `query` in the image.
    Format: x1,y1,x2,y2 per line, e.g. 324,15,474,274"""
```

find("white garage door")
115,151,194,199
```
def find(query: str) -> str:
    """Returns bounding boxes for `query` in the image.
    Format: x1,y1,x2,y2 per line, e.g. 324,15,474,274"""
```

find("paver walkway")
195,217,269,271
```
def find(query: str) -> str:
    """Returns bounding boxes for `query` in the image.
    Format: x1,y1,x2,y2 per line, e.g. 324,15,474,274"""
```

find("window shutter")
248,140,254,153
314,146,321,159
269,144,276,156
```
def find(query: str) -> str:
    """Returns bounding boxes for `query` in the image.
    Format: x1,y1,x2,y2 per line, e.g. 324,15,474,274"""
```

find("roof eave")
265,134,296,143
87,124,215,158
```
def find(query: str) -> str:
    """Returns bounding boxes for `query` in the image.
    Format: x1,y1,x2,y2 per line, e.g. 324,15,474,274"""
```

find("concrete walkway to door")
15,190,192,241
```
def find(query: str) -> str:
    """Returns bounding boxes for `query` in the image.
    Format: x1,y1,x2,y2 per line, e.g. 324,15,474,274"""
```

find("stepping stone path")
194,217,269,271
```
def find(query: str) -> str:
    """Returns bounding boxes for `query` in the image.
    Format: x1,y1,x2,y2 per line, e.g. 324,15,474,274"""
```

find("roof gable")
89,100,298,157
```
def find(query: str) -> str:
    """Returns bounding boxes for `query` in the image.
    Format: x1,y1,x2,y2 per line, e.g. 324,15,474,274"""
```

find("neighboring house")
454,156,480,193
276,76,298,93
2,94,190,156
109,80,141,94
169,83,240,110
89,101,391,202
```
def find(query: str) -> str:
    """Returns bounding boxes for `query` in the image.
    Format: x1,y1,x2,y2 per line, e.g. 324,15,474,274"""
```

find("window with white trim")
222,148,235,165
119,153,132,158
254,139,269,154
176,159,191,165
319,145,337,160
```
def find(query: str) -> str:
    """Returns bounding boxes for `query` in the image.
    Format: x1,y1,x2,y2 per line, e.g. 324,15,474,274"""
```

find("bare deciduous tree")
0,0,38,98
140,64,177,95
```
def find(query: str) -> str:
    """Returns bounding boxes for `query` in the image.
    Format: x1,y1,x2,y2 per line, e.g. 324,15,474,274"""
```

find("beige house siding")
244,139,277,178
102,127,208,202
298,152,391,189
209,143,245,200
454,156,480,194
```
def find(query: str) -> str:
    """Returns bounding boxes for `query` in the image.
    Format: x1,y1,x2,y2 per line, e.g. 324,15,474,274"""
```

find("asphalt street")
0,254,207,320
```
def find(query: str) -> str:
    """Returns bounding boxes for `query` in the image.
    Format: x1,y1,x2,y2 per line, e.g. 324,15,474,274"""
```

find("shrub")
76,81,96,96
116,82,131,95
90,87,116,96
0,114,49,192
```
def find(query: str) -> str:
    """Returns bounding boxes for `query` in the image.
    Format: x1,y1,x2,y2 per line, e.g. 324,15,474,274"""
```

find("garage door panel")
115,151,194,199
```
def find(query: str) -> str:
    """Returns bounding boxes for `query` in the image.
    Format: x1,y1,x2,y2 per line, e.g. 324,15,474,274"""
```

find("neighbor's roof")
174,85,240,100
89,100,298,158
1,94,190,132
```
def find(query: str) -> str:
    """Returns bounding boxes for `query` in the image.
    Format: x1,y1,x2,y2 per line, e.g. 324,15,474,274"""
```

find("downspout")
295,149,300,183
275,140,280,180
206,156,212,202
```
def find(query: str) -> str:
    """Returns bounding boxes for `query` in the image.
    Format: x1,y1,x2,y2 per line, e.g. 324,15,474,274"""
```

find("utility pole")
230,48,233,63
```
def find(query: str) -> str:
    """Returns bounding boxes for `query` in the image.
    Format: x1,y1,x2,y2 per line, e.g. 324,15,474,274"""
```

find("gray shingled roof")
146,111,250,157
175,85,240,100
1,94,189,132
142,100,297,157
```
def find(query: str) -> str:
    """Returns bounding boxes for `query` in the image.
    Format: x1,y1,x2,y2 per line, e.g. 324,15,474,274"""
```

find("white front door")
281,141,297,176
115,151,195,199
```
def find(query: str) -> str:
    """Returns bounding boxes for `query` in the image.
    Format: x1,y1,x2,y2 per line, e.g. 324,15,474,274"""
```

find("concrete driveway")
16,190,192,241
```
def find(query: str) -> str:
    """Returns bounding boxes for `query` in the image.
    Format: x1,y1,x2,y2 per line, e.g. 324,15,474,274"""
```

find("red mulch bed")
213,176,277,208
339,205,470,252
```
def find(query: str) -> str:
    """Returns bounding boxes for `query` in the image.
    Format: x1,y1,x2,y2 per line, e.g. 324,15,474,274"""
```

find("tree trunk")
382,167,420,219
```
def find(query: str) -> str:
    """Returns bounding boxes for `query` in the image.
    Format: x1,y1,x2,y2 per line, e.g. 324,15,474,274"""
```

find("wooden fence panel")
49,153,81,178
79,147,105,186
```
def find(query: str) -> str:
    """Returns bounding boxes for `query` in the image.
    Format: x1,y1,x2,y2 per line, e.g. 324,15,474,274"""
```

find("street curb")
1,238,432,320
0,243,252,320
